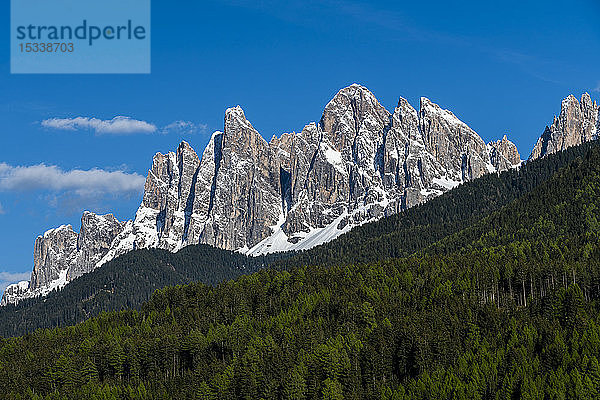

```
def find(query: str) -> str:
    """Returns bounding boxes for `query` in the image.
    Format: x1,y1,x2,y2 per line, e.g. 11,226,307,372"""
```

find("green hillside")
1,145,600,398
0,245,278,337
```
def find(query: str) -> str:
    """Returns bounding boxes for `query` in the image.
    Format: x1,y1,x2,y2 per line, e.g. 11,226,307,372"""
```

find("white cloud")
0,163,145,197
594,82,600,93
42,116,208,136
161,120,207,135
0,201,4,214
0,271,30,293
42,116,157,135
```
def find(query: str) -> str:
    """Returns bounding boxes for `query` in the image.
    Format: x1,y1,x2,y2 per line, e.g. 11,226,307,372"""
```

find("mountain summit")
530,93,599,160
2,84,530,305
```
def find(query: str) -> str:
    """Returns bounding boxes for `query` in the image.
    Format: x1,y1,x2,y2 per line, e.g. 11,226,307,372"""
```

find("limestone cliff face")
69,212,125,281
0,281,29,306
381,97,436,212
488,135,521,171
282,85,391,238
530,93,599,160
136,141,202,251
30,225,78,291
126,107,282,253
202,107,282,250
1,212,126,306
419,97,493,182
3,84,527,306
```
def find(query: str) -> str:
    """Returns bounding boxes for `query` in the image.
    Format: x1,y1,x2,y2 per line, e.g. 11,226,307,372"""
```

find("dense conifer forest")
1,143,600,398
0,244,283,337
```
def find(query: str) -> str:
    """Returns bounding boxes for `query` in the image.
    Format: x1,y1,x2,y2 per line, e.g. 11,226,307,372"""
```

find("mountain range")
2,85,598,306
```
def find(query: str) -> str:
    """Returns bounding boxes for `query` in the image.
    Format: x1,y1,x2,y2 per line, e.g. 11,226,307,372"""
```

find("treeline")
281,141,599,268
1,145,600,398
424,146,600,306
1,142,596,337
0,245,281,337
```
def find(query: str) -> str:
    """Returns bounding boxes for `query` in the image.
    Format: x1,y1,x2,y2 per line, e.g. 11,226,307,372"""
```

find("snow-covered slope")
2,84,523,306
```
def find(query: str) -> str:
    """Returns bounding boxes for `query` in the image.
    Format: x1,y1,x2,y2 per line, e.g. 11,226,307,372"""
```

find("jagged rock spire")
530,93,599,160
488,135,521,171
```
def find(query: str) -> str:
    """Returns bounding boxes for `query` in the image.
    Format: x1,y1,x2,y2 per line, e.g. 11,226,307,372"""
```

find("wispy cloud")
487,48,568,85
0,271,30,293
593,82,600,93
0,163,145,197
42,116,207,136
42,116,157,135
161,120,208,135
0,202,4,214
222,0,452,44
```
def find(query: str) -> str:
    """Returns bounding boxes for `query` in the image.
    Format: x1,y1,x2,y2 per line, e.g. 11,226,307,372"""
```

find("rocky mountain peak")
225,105,245,117
418,97,491,181
394,97,420,135
224,106,256,134
0,211,129,306
419,97,469,129
43,224,75,238
419,96,434,109
563,94,578,106
530,93,599,160
269,132,295,170
223,105,270,159
176,140,198,162
142,152,173,210
581,92,593,109
320,84,390,154
30,224,77,291
397,96,415,111
75,212,124,264
488,135,521,171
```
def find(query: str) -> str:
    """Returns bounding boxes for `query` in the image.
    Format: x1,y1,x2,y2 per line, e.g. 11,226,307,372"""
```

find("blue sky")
0,0,599,291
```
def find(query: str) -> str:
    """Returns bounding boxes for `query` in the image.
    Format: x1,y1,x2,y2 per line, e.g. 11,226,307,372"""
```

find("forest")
1,143,600,398
0,242,283,337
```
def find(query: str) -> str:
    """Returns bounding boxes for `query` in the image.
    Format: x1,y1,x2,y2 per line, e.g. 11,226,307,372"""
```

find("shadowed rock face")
3,84,527,306
199,106,282,250
419,97,493,182
530,93,599,160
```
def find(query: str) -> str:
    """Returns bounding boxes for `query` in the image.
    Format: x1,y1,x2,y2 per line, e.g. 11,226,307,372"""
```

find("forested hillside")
1,145,600,398
0,246,280,337
281,141,599,267
0,142,596,338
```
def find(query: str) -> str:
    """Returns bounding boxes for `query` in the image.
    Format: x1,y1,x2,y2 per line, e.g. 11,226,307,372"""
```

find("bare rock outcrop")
488,135,521,171
2,213,126,306
530,93,599,160
30,225,78,291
